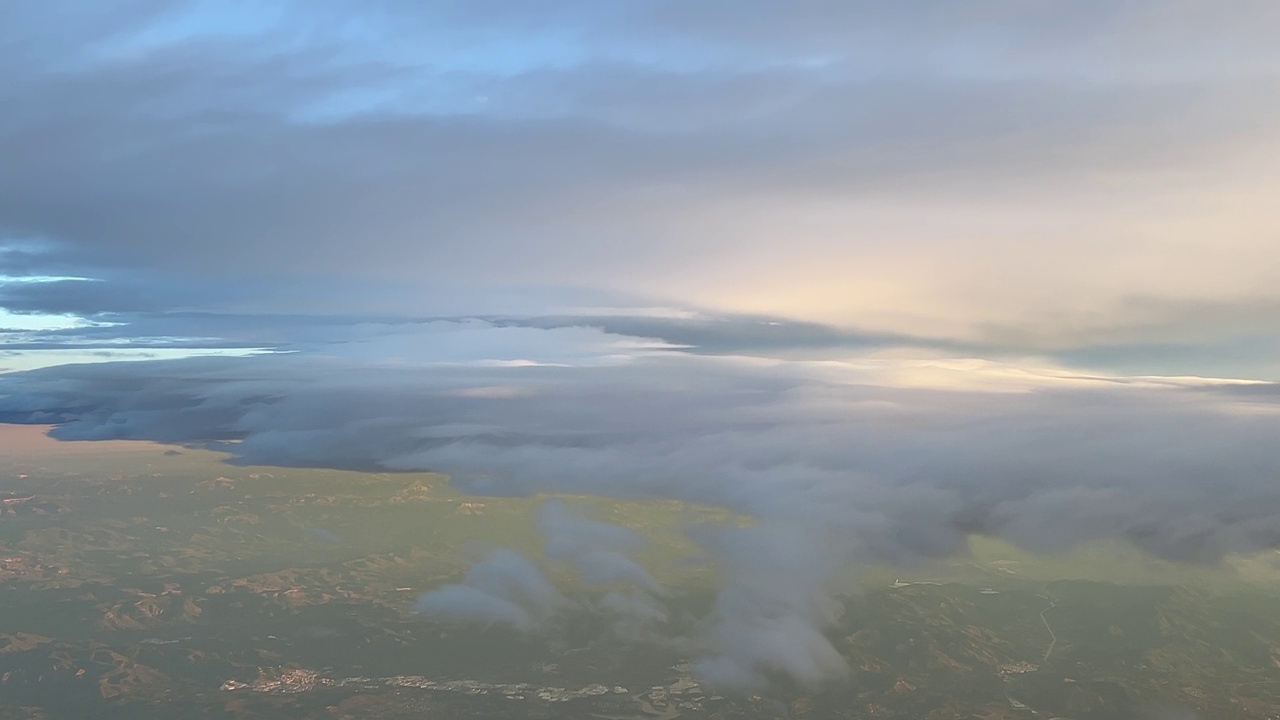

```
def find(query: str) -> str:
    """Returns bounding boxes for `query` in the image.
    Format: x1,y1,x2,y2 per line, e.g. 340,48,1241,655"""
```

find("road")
1039,587,1060,664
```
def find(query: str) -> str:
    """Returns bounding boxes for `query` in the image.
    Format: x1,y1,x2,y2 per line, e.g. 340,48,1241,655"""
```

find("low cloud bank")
3,323,1280,688
538,500,669,640
415,549,564,632
416,501,670,641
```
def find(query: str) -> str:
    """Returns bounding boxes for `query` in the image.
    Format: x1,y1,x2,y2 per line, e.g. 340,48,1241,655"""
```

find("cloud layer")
4,1,1280,352
4,321,1280,687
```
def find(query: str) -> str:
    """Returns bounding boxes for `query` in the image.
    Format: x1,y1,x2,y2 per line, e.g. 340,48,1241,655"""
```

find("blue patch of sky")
0,271,100,332
0,266,278,369
0,275,98,284
1057,337,1280,383
0,347,275,374
0,309,88,333
36,1,871,124
83,0,290,65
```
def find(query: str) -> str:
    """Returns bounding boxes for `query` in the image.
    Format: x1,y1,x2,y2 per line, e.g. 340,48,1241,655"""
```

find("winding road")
1039,588,1060,664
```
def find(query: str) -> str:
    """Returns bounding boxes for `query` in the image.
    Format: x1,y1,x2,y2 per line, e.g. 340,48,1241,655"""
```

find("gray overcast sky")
4,1,1280,356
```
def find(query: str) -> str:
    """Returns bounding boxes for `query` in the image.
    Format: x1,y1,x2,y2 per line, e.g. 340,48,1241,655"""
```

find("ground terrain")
1,426,1279,718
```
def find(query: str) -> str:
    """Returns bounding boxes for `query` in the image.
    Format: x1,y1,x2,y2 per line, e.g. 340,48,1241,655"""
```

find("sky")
4,0,1280,691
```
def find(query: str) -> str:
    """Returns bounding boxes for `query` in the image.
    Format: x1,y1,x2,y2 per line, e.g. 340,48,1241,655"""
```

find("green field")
2,436,1279,718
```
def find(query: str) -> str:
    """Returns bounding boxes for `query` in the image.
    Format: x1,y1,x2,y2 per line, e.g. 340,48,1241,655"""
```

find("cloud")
536,500,668,640
538,500,661,593
414,548,564,631
4,2,1280,347
415,584,538,632
4,322,1280,687
597,589,670,642
691,521,851,689
416,500,671,641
